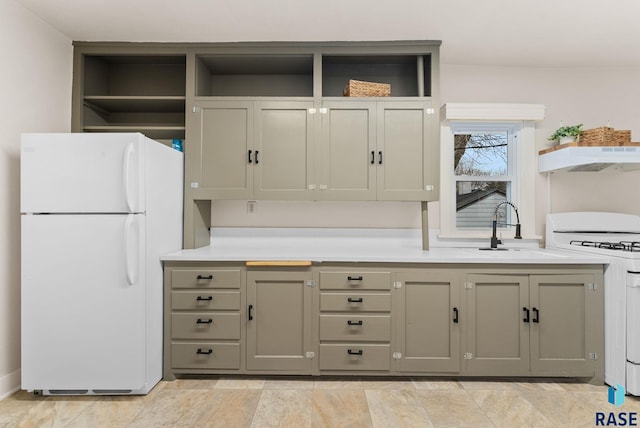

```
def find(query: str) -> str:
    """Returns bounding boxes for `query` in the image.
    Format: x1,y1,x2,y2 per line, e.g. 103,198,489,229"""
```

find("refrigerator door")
21,133,146,214
21,214,148,392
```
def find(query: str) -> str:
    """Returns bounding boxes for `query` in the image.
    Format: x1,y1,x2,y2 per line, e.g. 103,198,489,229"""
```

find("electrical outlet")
247,201,257,215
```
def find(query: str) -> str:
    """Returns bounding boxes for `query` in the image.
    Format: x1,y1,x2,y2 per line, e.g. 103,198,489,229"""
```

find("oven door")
627,273,640,364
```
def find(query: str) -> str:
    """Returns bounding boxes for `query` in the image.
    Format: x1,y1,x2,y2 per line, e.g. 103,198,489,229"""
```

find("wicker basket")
343,79,391,97
579,127,632,146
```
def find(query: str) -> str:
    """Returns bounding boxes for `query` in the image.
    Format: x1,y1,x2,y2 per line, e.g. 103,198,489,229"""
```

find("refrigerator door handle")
123,143,135,212
124,215,138,286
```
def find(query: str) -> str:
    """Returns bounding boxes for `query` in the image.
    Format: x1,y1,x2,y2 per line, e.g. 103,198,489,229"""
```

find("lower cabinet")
163,262,603,381
394,270,461,373
464,272,602,378
246,269,314,372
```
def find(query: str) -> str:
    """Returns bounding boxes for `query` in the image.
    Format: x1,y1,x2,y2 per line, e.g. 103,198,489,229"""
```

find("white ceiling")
16,0,640,67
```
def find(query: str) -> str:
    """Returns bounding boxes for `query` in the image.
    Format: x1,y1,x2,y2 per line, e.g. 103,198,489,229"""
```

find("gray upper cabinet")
72,44,187,144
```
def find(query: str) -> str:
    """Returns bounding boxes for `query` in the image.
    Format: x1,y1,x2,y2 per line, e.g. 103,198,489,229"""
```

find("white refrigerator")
20,133,183,395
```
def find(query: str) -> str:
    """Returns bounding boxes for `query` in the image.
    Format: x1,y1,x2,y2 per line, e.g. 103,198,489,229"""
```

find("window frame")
438,103,544,240
451,122,518,230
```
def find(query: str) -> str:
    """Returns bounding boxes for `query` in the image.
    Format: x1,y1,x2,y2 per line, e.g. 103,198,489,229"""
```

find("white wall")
211,63,640,241
0,0,72,399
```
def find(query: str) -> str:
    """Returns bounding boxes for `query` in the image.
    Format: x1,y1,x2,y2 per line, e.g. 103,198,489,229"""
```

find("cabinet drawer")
320,272,390,290
319,344,390,371
172,291,240,311
320,293,391,312
172,342,240,369
171,269,241,289
320,315,390,342
172,313,240,340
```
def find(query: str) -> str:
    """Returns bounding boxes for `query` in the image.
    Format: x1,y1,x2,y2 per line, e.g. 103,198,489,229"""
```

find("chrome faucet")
490,201,522,249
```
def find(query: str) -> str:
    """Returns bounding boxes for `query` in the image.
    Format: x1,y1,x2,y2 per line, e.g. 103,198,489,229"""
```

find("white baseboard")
0,369,21,401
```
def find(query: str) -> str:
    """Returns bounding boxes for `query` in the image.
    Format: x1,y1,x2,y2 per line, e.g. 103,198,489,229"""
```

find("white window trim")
439,103,545,239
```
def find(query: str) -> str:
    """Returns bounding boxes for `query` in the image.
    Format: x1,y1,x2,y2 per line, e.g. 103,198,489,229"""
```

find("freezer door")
21,133,145,214
21,214,149,391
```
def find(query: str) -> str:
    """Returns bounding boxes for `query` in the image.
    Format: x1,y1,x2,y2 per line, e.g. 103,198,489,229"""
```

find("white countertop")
161,228,607,265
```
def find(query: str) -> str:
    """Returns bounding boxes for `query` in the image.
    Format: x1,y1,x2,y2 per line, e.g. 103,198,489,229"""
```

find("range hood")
539,145,640,172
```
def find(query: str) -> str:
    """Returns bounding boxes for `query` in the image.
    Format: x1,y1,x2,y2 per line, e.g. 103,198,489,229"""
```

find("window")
439,104,545,239
452,123,517,229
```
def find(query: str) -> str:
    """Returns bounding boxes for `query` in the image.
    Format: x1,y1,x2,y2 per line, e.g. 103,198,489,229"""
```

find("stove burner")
570,240,640,252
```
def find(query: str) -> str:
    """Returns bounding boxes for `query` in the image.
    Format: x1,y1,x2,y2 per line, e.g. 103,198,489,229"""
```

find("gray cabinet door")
395,271,461,372
246,270,313,372
376,101,435,201
253,101,315,200
529,274,596,376
466,274,530,375
189,101,253,199
319,101,376,200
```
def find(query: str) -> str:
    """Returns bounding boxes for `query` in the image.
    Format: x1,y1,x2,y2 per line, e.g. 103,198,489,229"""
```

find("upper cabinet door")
376,101,437,201
253,101,316,200
319,101,377,201
188,101,254,199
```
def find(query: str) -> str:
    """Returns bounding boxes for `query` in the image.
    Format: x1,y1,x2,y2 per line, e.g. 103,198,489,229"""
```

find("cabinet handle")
347,349,363,356
378,151,383,165
196,274,213,280
196,318,213,324
453,307,459,323
248,304,254,321
248,150,253,163
347,276,363,281
523,307,530,323
532,307,540,323
347,320,363,326
370,151,375,165
196,348,213,355
347,297,363,303
255,150,260,164
196,296,213,301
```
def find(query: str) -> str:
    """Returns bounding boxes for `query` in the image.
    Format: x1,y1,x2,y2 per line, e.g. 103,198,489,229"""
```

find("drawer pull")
196,318,213,324
347,297,363,303
532,307,540,323
347,320,363,326
248,304,254,321
347,276,363,281
453,307,459,323
196,274,213,280
196,296,213,301
196,348,213,355
523,307,530,323
347,349,363,356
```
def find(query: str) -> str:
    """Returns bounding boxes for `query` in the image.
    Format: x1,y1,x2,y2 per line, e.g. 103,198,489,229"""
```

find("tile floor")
1,377,637,427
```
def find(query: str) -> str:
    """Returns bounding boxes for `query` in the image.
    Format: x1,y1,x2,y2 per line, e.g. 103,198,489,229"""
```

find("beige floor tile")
459,380,518,390
192,389,261,428
250,389,313,428
512,381,567,392
313,379,364,389
64,396,146,428
263,379,314,390
468,390,554,428
555,381,609,392
128,389,211,427
312,389,372,428
361,380,415,390
214,378,266,389
162,378,218,390
366,389,433,428
411,379,462,390
12,396,97,428
519,390,598,427
572,390,640,414
416,390,493,428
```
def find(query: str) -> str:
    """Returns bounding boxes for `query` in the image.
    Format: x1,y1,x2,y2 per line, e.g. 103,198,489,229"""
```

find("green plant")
548,124,583,141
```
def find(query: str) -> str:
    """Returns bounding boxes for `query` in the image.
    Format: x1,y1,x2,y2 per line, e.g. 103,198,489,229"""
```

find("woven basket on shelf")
579,127,632,146
343,79,391,97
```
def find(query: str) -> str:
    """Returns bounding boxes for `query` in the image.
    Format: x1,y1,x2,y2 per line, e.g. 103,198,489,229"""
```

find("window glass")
452,130,512,229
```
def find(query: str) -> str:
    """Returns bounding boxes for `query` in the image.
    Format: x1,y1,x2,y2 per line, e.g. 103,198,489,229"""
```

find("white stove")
546,212,640,395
